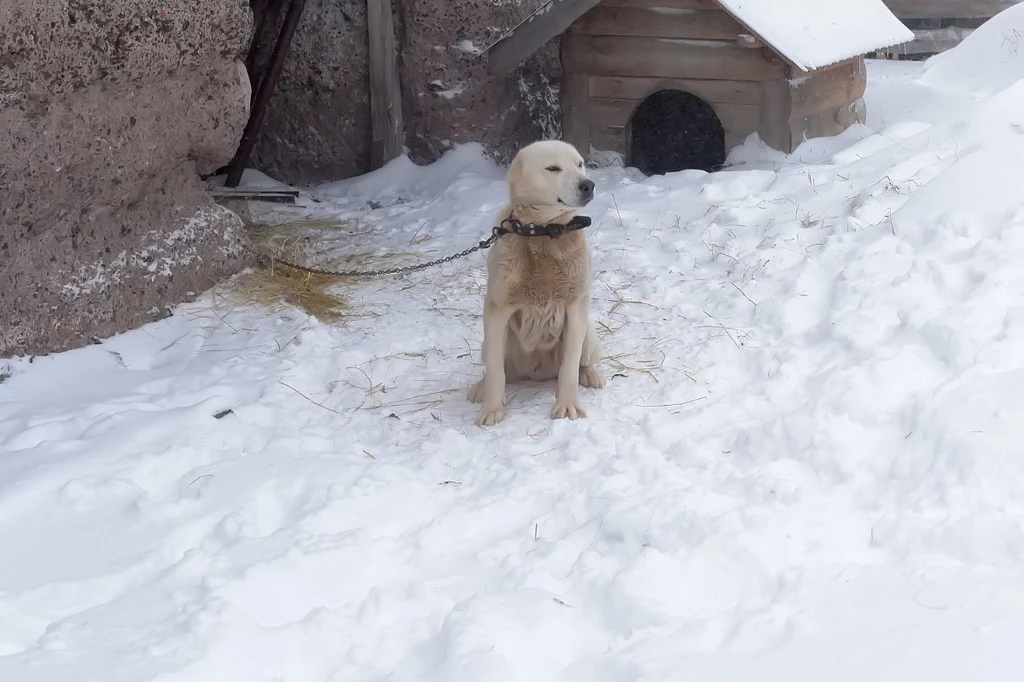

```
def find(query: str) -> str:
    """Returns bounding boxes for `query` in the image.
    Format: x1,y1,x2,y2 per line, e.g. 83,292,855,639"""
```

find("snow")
717,0,914,71
7,12,1024,680
920,4,1024,96
454,39,483,55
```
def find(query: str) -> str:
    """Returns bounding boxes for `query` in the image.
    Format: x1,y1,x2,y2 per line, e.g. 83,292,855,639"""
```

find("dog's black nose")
578,178,595,196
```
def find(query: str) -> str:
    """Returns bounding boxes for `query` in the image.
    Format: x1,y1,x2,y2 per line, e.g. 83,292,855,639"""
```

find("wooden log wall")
563,0,784,156
759,58,868,153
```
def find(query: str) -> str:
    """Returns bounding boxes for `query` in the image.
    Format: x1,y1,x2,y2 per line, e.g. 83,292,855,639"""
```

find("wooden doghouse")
487,0,913,174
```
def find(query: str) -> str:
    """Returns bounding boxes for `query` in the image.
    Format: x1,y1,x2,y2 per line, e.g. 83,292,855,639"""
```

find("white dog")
468,140,605,426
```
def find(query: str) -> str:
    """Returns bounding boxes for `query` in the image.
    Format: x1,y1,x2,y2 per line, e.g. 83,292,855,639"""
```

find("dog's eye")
578,161,584,169
545,165,562,172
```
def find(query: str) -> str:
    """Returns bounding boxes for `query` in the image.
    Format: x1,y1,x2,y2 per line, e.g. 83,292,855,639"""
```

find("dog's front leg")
552,299,588,420
477,300,514,426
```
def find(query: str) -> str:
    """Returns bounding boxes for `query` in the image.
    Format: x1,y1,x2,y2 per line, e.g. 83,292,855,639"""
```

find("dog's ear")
507,151,525,187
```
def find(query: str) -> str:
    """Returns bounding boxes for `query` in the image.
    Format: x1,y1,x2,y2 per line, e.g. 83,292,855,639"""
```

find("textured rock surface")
1,0,254,358
251,0,559,185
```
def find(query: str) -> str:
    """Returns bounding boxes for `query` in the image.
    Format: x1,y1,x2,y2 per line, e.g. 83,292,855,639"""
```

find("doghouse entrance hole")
627,90,726,175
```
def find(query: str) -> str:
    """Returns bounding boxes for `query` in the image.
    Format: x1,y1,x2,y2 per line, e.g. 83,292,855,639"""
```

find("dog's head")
507,140,595,209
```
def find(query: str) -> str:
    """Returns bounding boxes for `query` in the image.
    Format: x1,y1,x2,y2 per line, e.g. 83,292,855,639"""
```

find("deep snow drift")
5,7,1024,681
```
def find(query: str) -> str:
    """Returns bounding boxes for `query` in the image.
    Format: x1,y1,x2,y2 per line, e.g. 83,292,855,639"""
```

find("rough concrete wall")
251,0,560,185
250,0,373,183
1,1,254,358
398,0,561,169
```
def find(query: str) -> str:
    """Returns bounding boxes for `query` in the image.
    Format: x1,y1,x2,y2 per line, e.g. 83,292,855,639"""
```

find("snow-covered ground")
6,8,1024,680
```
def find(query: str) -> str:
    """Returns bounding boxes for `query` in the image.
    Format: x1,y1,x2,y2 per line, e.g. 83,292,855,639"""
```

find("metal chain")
262,231,501,279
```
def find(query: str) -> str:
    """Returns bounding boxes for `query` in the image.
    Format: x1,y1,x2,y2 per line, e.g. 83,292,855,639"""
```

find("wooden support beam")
225,0,306,188
210,187,300,204
367,0,405,169
561,52,592,157
487,0,602,77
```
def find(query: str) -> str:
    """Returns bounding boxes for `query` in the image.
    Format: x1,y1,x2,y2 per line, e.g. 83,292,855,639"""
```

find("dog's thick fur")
468,140,605,426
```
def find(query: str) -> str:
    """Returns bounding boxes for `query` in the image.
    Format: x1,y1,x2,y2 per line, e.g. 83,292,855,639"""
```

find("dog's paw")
468,379,507,406
551,399,587,421
477,405,506,426
579,365,606,390
467,379,484,403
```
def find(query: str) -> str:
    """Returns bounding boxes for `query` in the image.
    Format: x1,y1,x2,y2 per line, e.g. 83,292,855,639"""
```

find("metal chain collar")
263,215,591,280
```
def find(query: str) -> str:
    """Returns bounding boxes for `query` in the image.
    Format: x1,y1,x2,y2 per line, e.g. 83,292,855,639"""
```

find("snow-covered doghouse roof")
487,0,914,76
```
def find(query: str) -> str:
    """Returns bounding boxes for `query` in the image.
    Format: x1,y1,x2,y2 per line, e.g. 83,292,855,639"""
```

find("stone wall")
250,0,560,185
1,0,255,358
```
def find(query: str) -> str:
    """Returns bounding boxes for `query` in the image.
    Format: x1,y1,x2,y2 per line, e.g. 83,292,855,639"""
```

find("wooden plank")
209,187,300,198
562,69,592,156
758,79,792,152
589,75,760,104
789,99,865,146
563,34,785,81
591,124,626,154
210,188,299,204
589,98,633,129
573,6,743,40
788,58,866,120
725,132,749,150
367,0,404,169
882,0,1020,19
225,0,307,187
590,97,759,134
602,0,722,10
487,0,601,76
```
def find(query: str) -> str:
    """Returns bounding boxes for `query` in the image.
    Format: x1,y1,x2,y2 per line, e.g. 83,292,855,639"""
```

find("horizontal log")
788,58,866,120
573,6,743,40
563,34,786,81
589,75,761,104
882,0,1020,19
789,99,866,144
590,96,759,134
591,124,626,153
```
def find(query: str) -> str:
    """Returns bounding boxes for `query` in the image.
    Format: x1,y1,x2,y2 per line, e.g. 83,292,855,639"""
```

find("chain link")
262,231,501,279
260,215,590,279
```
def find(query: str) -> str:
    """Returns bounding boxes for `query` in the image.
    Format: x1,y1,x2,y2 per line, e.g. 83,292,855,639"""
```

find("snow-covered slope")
920,2,1024,96
5,8,1024,680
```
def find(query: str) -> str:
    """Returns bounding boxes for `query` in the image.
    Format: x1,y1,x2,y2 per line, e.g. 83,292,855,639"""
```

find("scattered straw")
219,215,426,324
225,265,352,324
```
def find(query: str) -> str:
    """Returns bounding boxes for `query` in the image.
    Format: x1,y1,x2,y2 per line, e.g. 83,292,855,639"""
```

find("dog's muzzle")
577,178,595,205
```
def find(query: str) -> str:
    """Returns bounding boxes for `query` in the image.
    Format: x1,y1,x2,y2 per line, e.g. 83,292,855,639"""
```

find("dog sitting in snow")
468,140,605,426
